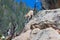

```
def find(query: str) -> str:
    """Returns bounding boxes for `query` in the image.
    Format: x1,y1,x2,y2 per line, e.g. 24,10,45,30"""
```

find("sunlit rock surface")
24,8,60,31
12,8,60,40
30,28,60,40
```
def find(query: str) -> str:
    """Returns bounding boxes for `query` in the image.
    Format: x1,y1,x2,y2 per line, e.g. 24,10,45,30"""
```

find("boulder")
30,28,60,40
12,8,60,40
24,8,60,31
12,30,31,40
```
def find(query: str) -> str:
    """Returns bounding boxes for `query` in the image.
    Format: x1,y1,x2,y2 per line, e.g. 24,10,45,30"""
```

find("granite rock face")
12,9,60,40
30,28,60,40
24,8,60,31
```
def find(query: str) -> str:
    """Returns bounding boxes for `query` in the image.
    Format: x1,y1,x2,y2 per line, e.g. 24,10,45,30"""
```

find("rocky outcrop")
12,28,60,40
12,30,31,40
24,8,60,31
30,28,60,40
12,8,60,40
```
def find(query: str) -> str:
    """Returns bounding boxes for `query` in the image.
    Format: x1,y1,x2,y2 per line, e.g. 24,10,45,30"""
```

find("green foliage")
0,34,2,37
0,0,30,36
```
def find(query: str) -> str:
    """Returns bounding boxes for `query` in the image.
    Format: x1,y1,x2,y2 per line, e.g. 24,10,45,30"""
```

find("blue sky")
15,0,42,10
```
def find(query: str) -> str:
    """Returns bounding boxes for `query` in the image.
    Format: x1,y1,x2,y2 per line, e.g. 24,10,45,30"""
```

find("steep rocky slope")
12,8,60,40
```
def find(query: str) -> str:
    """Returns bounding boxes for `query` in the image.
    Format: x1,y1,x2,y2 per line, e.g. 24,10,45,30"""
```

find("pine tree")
0,0,30,37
